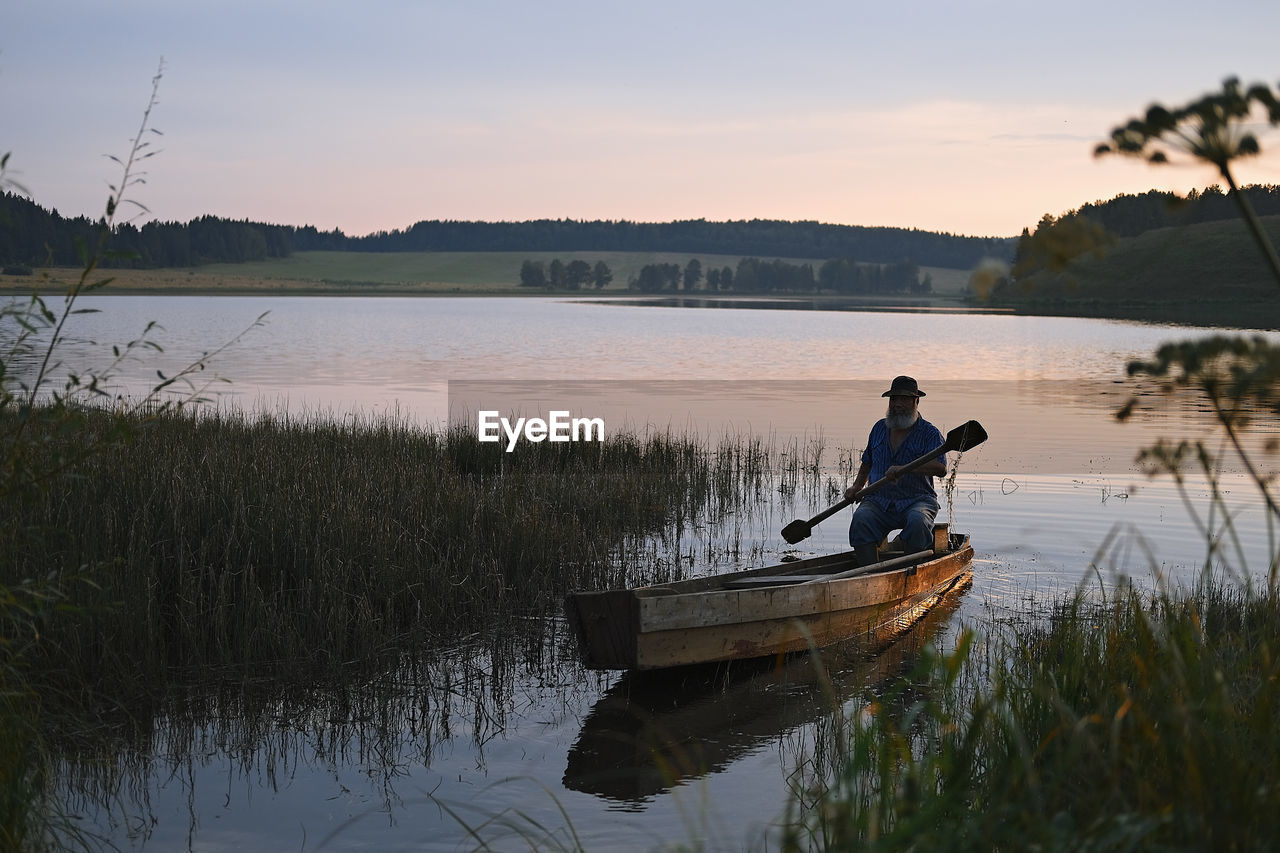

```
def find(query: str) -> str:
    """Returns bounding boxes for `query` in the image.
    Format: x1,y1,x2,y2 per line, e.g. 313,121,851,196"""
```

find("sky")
4,0,1280,239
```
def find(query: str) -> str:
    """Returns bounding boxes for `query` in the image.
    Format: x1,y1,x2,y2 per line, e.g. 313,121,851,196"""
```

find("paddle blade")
781,518,812,544
946,420,988,453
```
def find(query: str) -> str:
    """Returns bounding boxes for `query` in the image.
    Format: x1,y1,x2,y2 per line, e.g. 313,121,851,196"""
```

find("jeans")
848,498,938,553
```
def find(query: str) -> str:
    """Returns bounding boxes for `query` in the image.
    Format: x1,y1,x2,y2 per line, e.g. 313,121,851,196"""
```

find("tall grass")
783,581,1280,850
2,408,797,700
0,410,813,847
1,66,180,852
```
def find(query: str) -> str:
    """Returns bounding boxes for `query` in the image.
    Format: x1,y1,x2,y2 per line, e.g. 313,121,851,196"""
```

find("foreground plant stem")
1220,165,1280,288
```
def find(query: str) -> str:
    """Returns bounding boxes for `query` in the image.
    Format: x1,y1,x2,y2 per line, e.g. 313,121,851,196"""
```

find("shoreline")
3,267,1276,329
0,266,976,307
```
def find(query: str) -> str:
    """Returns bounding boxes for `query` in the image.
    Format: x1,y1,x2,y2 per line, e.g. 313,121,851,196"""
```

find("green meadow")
0,251,974,298
202,250,801,289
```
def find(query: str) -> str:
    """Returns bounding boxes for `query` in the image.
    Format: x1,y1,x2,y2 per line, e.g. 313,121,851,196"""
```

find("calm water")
33,295,1280,850
50,295,1230,420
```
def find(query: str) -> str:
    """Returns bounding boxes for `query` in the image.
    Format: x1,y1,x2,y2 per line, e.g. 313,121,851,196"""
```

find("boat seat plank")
722,575,831,588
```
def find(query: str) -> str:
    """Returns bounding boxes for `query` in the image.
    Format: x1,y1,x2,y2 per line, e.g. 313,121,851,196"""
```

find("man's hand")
885,465,904,481
844,484,864,502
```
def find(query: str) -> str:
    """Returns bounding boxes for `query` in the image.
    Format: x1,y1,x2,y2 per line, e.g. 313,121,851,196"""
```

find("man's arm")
843,459,871,501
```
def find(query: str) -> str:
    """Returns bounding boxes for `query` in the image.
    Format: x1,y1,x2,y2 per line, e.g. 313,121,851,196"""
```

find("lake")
32,294,1280,850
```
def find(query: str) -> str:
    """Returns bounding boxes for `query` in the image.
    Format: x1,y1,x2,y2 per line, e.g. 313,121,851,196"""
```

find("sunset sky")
4,0,1279,240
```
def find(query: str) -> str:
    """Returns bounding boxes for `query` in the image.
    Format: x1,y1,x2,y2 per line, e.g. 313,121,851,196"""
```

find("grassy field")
0,251,973,297
202,250,746,288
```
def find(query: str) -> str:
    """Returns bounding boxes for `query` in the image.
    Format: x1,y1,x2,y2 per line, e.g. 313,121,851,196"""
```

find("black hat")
882,375,925,398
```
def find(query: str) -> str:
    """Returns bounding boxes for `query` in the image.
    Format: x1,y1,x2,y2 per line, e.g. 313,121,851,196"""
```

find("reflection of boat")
565,526,972,671
562,575,971,803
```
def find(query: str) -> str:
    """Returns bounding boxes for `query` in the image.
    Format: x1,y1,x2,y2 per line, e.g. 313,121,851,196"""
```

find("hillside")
988,214,1280,328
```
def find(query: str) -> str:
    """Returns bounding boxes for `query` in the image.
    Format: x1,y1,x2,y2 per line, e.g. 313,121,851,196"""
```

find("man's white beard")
885,406,918,431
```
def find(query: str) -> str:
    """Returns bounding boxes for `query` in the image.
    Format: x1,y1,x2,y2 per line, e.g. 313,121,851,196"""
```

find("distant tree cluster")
732,258,816,292
624,260,708,292
626,257,928,295
518,258,613,290
705,265,733,291
818,257,931,294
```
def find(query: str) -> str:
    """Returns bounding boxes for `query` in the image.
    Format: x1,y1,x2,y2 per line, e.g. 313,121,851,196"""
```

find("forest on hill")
0,192,1009,271
1052,184,1280,238
981,205,1280,327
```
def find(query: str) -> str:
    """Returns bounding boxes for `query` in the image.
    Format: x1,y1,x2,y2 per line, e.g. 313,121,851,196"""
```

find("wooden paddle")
780,419,988,545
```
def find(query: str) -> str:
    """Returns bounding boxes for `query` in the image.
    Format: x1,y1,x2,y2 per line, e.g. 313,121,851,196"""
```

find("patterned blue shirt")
859,417,946,512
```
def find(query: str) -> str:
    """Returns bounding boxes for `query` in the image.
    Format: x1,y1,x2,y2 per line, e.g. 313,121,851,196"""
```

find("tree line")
1011,183,1280,270
7,184,1275,273
352,218,1009,269
1059,184,1280,239
618,257,931,294
0,192,307,269
0,191,1005,271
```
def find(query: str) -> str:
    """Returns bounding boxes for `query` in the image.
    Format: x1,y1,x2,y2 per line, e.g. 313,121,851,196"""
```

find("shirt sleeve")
926,422,947,469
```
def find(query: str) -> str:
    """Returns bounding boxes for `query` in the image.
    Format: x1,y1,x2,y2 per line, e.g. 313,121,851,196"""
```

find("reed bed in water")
784,579,1280,851
1,407,796,699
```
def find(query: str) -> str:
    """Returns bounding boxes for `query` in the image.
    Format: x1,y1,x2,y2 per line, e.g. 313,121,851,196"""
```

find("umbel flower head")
1095,77,1280,174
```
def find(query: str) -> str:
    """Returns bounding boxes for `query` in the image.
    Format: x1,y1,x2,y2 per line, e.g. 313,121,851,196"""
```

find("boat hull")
566,533,973,670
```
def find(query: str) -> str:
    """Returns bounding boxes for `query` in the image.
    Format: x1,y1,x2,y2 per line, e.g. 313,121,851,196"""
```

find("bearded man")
843,376,947,566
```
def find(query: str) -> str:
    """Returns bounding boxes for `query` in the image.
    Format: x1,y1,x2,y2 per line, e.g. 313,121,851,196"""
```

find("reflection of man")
843,376,946,566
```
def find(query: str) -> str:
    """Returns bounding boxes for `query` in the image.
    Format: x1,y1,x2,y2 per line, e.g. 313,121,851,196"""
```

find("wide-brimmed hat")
882,375,925,398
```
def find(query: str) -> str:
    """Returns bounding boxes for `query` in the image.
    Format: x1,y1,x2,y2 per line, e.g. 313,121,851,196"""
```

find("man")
844,376,946,566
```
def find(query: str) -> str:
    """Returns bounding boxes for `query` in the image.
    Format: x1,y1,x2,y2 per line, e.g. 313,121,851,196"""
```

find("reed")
783,579,1280,851
2,407,805,702
0,406,817,847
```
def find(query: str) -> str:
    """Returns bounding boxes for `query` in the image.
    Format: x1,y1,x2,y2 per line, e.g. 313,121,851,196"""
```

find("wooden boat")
563,578,970,800
565,524,973,671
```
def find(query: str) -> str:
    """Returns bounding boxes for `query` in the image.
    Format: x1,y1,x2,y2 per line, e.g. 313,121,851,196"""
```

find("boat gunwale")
631,533,971,599
634,539,972,634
